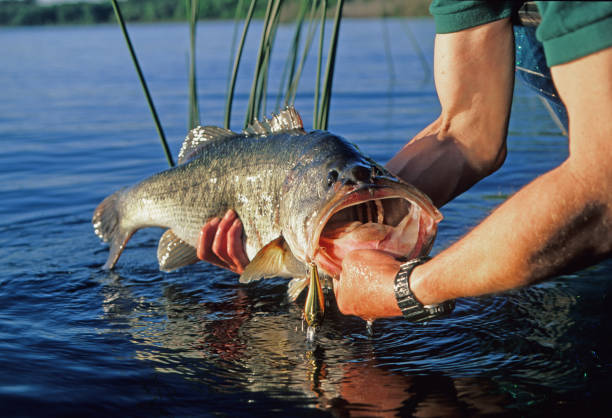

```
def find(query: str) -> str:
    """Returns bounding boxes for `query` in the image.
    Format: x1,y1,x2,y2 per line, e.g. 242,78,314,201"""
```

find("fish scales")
93,108,442,307
114,130,324,258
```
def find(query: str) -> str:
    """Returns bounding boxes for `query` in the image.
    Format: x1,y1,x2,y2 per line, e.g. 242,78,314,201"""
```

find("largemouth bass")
93,108,441,305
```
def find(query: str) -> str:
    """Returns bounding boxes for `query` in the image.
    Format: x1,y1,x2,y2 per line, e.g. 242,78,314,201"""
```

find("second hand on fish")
304,263,325,329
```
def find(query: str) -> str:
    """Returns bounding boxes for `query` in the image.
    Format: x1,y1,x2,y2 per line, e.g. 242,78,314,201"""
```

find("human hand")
333,250,403,321
197,209,249,274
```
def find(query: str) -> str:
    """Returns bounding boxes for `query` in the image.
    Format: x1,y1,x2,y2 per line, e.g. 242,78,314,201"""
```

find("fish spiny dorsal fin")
243,107,305,136
178,125,238,165
157,229,199,272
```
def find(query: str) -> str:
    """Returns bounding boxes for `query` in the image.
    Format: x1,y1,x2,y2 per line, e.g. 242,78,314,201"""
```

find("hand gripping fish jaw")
304,263,325,330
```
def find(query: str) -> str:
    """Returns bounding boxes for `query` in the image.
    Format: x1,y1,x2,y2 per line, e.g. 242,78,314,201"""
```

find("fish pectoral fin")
239,237,306,283
157,229,199,272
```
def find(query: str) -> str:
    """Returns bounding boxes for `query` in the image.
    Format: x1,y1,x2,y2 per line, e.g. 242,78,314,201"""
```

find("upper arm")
551,46,612,196
433,18,515,170
386,18,516,207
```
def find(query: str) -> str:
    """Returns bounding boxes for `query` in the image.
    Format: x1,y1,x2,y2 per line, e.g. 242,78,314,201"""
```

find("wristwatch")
394,256,455,322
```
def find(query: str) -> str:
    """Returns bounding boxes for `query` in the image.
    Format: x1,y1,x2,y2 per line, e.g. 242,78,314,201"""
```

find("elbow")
445,129,508,180
475,142,507,177
438,113,508,178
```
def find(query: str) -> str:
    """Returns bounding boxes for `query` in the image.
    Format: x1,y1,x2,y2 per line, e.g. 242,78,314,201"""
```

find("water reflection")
95,264,593,415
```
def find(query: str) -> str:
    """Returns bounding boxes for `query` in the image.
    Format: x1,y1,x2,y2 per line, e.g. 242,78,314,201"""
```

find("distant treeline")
0,0,431,26
0,0,252,25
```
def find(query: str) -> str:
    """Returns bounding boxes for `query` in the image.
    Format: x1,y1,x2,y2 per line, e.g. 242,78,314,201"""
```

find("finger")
212,210,238,268
226,217,249,274
198,218,232,270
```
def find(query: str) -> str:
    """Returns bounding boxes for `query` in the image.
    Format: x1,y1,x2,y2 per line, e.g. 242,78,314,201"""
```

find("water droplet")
306,326,316,342
366,320,374,336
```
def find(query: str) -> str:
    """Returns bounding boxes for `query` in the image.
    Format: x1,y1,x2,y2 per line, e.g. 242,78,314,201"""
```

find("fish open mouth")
310,178,442,278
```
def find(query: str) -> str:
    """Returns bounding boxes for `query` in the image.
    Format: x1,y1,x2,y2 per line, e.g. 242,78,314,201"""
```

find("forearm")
385,121,502,208
411,159,612,305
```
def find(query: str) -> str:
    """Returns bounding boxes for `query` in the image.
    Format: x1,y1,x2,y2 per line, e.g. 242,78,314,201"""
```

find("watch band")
394,257,455,322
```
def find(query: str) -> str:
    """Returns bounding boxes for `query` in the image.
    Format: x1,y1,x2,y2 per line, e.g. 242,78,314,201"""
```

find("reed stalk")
244,0,284,127
402,20,432,79
227,0,247,90
255,0,283,119
224,0,257,129
110,0,174,167
244,0,273,127
187,0,200,130
312,0,327,129
381,18,396,82
285,0,321,106
275,0,309,110
315,0,343,130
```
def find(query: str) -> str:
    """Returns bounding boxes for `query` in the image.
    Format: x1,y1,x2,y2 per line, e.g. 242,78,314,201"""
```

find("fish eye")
327,170,339,187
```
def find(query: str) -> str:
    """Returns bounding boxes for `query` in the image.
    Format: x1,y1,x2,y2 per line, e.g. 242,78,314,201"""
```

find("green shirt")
430,0,612,66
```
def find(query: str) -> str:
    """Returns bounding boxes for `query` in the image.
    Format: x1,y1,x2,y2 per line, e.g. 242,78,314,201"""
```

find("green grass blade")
275,0,309,111
187,0,200,130
244,0,283,127
256,0,282,119
313,0,327,130
402,20,431,80
317,0,343,130
224,0,257,130
245,0,274,127
381,17,396,82
110,0,174,167
286,0,320,106
227,0,246,90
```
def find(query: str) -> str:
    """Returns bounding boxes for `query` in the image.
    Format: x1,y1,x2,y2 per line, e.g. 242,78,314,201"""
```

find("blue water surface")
1,19,611,416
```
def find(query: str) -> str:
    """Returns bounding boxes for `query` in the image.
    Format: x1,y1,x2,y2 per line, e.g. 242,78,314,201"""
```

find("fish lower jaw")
313,251,342,279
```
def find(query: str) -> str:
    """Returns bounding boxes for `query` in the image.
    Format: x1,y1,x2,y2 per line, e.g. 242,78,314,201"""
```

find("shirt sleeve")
430,0,519,34
536,1,612,66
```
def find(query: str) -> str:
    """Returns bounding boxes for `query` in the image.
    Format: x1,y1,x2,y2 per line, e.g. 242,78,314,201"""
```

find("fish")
92,107,442,313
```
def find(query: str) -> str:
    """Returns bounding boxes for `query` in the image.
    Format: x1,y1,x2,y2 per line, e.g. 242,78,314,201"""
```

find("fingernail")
223,210,236,221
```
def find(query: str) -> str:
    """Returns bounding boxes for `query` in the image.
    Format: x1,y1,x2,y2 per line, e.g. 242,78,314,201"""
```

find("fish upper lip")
306,178,441,264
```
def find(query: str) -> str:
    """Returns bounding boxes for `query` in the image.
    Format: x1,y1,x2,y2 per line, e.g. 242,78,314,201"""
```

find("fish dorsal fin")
239,236,307,283
243,107,305,136
178,125,238,164
157,229,199,272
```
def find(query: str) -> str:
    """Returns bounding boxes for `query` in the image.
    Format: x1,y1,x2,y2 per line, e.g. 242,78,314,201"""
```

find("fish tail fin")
92,189,133,270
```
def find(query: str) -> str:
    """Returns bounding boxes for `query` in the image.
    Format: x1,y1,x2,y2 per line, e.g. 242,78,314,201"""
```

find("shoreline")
0,0,432,27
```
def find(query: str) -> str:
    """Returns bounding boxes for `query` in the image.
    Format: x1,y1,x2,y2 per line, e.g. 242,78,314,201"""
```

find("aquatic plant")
111,0,346,163
110,0,175,167
187,0,201,130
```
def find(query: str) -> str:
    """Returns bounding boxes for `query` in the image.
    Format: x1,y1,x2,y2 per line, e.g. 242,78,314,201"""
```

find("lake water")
1,19,611,416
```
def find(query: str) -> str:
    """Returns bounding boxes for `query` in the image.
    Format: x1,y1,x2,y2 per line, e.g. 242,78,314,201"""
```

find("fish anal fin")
157,229,199,272
243,107,305,136
178,126,238,164
239,236,306,283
